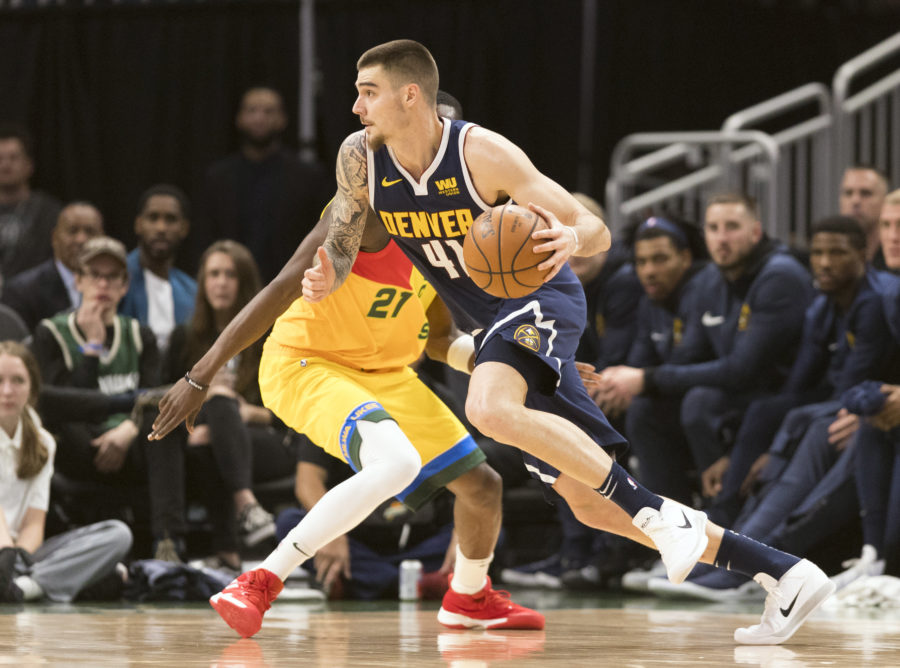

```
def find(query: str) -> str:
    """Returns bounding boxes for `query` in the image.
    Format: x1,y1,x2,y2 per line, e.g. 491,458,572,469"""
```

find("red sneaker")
437,576,545,630
210,568,284,638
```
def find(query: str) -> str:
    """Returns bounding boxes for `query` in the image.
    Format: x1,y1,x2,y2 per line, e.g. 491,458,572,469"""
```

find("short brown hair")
706,192,759,219
357,39,439,106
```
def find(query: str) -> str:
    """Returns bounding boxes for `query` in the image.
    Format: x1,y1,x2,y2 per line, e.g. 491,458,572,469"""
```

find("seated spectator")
0,124,62,284
596,216,708,506
161,241,295,569
0,341,131,603
838,165,889,268
602,193,814,507
192,86,328,282
706,216,893,526
2,201,104,332
119,184,196,352
276,435,454,600
843,189,900,586
649,217,898,600
30,236,180,560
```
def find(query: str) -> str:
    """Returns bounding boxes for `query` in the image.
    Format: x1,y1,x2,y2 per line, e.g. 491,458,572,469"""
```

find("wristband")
79,342,104,355
447,334,476,374
184,373,209,392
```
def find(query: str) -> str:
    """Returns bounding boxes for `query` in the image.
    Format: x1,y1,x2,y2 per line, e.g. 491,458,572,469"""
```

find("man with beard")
119,185,196,351
602,193,814,507
649,216,896,600
193,87,328,282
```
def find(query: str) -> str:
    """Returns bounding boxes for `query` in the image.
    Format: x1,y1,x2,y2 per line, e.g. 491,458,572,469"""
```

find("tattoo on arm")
328,132,369,288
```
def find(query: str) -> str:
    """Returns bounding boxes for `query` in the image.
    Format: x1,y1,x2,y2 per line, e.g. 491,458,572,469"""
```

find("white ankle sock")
451,545,493,595
14,575,44,601
258,419,421,581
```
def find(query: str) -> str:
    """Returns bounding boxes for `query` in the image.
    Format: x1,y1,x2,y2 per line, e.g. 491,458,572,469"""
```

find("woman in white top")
0,340,132,602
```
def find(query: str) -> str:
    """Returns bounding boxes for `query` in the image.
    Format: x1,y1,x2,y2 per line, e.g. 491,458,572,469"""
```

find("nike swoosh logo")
381,177,403,187
650,331,667,342
293,542,311,558
780,588,801,617
827,342,838,352
702,312,725,327
677,510,692,529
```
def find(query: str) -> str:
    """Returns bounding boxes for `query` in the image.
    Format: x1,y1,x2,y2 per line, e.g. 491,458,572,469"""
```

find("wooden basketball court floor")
2,590,899,666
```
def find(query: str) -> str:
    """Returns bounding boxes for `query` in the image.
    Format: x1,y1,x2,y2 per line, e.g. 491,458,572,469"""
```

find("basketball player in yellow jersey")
152,202,543,638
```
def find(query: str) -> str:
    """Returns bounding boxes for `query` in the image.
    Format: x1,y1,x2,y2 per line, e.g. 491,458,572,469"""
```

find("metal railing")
833,31,900,186
605,131,780,236
607,32,900,246
721,83,833,246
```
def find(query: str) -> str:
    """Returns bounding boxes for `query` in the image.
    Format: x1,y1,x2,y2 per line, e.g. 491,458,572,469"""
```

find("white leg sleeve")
258,418,421,580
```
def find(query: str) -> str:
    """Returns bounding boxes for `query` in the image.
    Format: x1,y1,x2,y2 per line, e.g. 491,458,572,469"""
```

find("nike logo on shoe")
677,510,692,529
780,588,801,617
381,177,403,187
702,312,725,327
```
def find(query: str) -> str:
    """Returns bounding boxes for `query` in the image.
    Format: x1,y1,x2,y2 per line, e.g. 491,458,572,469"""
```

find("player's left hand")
302,247,336,303
529,202,579,282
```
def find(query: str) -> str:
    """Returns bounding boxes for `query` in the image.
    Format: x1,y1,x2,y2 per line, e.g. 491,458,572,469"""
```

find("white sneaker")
633,501,708,585
621,560,667,593
829,545,885,592
734,559,835,645
648,576,763,602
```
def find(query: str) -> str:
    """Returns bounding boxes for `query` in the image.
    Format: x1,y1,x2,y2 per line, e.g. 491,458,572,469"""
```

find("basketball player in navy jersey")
153,40,833,644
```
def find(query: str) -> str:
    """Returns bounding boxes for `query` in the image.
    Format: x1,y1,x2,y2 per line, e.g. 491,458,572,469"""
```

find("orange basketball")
463,203,552,299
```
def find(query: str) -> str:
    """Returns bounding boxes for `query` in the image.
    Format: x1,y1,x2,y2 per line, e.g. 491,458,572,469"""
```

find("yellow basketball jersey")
268,240,436,370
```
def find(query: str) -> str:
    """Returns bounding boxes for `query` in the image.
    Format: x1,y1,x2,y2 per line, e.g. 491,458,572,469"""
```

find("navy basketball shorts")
474,278,628,490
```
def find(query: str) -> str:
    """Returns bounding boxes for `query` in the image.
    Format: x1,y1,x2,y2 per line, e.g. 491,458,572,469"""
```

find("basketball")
463,203,552,299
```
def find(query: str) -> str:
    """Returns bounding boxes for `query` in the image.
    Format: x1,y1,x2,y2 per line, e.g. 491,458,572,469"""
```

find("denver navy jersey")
367,118,582,334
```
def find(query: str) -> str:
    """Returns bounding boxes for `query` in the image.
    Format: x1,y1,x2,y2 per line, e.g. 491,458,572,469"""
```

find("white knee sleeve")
258,418,421,581
357,418,422,495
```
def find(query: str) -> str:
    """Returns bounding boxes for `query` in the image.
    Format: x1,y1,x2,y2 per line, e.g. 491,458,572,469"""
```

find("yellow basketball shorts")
259,343,485,510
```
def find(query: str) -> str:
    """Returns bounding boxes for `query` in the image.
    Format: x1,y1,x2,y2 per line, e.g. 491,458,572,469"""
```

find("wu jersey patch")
434,176,460,196
514,324,541,352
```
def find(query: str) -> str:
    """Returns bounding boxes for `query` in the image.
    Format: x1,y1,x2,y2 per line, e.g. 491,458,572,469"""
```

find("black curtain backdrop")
0,1,301,271
0,0,897,272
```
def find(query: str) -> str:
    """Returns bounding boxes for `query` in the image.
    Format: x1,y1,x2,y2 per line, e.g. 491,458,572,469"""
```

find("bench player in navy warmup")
152,40,834,645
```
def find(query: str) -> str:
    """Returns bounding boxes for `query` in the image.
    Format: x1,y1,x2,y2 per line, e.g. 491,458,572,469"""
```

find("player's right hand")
302,246,336,303
148,377,207,440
